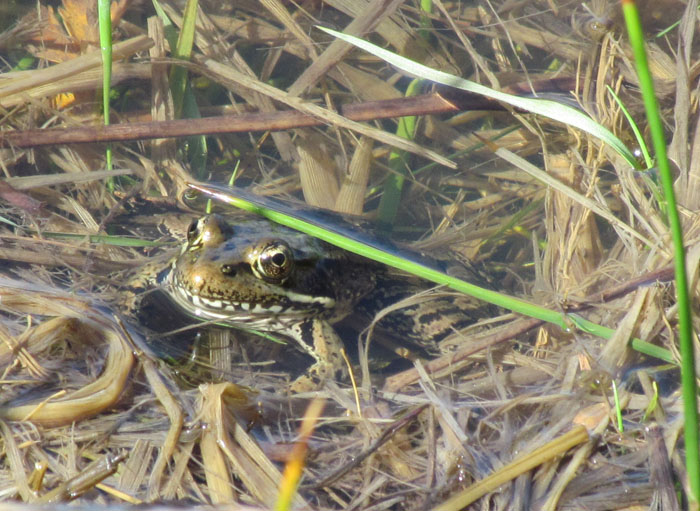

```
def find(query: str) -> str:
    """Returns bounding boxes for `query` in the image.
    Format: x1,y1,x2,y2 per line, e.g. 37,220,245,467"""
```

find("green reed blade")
318,27,639,169
622,0,699,503
378,78,422,228
98,0,112,172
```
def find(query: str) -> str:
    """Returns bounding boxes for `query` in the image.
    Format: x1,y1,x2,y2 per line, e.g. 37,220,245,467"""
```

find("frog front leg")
287,318,347,392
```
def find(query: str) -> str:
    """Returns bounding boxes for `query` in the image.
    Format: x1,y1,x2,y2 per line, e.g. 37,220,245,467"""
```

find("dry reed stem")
199,58,457,169
0,36,153,107
335,136,373,214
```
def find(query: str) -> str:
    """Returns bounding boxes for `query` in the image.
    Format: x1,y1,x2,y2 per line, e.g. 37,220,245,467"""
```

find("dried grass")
0,0,693,509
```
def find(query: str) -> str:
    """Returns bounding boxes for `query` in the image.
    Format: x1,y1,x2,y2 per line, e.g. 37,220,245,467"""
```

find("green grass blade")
642,380,660,422
568,314,674,364
622,0,698,503
318,27,639,169
175,0,207,175
189,181,676,368
418,0,433,41
170,0,198,117
378,78,422,228
151,0,179,48
188,182,568,328
612,380,623,433
605,86,667,216
39,232,161,247
152,0,208,175
606,85,652,168
98,0,113,172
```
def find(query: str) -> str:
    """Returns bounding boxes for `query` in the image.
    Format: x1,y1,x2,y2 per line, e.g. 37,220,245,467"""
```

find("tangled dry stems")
0,0,696,509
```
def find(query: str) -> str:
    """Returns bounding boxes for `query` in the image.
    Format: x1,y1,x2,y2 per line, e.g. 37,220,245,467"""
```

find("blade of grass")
173,0,207,175
418,0,433,41
189,181,568,328
317,27,639,169
151,0,179,46
622,0,699,503
98,0,113,173
642,380,660,422
377,78,422,228
612,380,623,433
170,0,197,117
566,313,674,363
188,181,672,368
606,85,666,213
606,85,652,168
152,0,208,175
274,399,325,511
37,232,161,247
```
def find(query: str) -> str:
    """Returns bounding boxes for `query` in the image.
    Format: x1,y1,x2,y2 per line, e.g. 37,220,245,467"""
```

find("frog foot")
287,319,347,392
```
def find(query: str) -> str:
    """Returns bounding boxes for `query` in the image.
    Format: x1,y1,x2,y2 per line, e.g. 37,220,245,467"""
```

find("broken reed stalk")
0,77,578,149
0,92,499,148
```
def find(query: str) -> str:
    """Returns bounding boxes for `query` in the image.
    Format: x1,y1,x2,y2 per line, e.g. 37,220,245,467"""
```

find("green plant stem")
152,0,207,174
622,0,698,503
318,27,640,168
606,85,652,167
170,0,198,117
189,181,677,368
418,0,433,40
189,182,567,327
98,0,112,171
378,79,422,228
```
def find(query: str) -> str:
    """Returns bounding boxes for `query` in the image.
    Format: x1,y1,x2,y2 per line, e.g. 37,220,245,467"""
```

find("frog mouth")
167,272,335,324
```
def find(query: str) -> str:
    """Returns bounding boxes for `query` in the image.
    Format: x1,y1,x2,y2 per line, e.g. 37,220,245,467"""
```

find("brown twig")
311,404,429,488
0,91,503,148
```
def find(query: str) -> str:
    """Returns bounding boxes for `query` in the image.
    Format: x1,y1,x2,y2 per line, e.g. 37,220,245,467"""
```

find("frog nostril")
221,264,236,276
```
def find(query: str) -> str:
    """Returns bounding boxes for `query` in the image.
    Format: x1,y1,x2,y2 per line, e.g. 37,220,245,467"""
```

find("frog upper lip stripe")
169,272,334,319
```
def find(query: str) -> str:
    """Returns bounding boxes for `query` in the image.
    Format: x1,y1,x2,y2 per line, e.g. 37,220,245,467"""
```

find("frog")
140,214,489,391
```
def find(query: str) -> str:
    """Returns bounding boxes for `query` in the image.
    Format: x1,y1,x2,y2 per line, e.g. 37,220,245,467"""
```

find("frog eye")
186,219,201,244
256,242,293,281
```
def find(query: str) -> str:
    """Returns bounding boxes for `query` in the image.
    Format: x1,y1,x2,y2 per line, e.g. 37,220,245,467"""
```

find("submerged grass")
377,78,422,228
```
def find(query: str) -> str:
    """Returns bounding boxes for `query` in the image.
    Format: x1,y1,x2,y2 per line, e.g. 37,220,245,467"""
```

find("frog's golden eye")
256,242,293,282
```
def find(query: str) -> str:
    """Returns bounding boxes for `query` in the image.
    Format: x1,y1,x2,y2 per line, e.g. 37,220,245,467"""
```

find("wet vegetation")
0,0,697,509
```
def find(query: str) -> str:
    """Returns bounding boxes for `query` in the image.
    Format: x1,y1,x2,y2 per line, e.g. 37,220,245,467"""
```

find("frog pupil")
271,252,286,267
